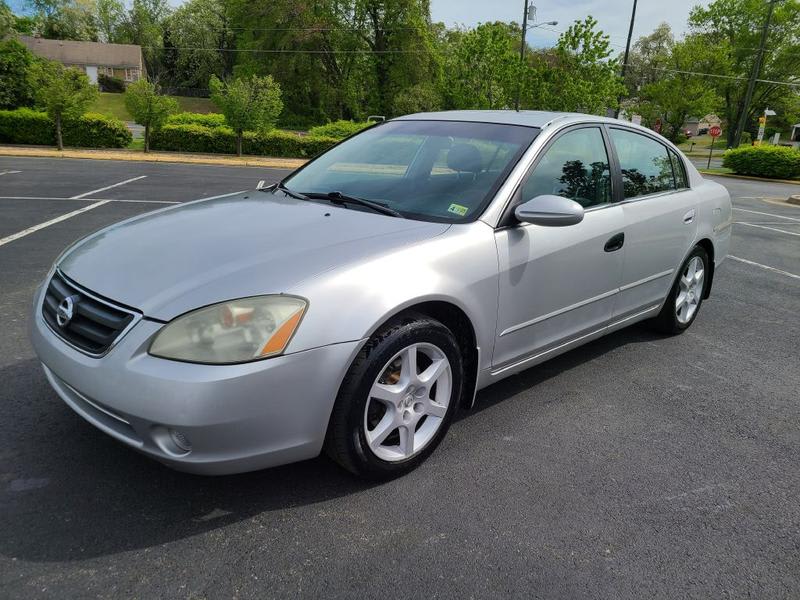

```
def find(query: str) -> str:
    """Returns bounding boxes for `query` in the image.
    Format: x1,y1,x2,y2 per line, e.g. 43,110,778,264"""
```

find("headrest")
447,143,483,174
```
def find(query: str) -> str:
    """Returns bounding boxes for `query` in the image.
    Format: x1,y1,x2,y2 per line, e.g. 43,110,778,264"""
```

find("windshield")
282,120,539,222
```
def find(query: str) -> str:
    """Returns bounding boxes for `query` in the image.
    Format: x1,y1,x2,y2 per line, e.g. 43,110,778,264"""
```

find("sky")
7,0,710,50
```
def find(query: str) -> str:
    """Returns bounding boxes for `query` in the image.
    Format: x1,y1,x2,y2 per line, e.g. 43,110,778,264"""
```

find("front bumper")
30,285,363,475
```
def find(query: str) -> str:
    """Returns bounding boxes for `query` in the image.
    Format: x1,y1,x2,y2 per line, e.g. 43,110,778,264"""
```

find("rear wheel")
325,314,463,479
651,246,708,334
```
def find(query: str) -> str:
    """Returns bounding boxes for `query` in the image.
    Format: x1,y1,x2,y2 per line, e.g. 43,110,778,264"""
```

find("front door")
493,126,625,369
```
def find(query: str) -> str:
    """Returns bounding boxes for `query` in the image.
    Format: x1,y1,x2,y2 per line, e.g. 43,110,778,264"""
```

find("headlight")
149,295,307,364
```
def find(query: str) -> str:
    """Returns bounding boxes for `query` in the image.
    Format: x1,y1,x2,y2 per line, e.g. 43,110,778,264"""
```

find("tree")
538,16,625,114
440,22,522,110
0,39,36,110
629,37,721,143
0,0,14,37
124,79,178,152
355,0,441,116
164,0,235,88
95,0,126,43
30,60,97,150
119,0,171,78
209,74,283,156
689,0,800,147
26,0,99,41
622,23,675,94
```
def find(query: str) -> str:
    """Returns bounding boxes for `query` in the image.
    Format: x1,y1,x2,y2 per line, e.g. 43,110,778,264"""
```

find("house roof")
18,36,143,68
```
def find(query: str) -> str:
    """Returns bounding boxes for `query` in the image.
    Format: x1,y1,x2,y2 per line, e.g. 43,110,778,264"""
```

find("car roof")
392,110,615,129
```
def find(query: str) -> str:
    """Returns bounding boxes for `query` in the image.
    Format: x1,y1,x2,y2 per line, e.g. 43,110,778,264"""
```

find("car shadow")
0,323,664,563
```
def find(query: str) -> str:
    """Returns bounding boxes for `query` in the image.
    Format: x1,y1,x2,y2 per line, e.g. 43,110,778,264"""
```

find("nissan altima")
30,111,732,478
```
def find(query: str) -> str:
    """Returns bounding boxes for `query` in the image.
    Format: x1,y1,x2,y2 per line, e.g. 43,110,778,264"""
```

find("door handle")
683,209,696,224
604,232,625,252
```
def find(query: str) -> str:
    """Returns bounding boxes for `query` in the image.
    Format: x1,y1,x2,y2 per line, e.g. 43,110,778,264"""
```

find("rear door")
607,127,698,318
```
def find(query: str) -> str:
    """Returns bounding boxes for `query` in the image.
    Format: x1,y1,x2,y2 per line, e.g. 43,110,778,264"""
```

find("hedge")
166,111,227,128
150,123,337,158
0,108,131,148
98,73,126,93
722,145,800,179
307,120,372,139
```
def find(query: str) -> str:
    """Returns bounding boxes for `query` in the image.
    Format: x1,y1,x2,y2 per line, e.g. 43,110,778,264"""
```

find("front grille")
42,271,138,355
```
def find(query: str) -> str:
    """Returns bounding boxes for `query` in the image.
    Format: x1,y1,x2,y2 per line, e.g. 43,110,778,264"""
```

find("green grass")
90,92,219,122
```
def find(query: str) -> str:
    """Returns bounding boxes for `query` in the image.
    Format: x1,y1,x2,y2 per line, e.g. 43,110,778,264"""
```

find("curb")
0,146,308,170
788,195,800,206
698,170,800,186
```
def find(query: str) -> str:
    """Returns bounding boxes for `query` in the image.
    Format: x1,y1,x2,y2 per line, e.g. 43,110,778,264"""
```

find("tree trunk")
236,130,243,157
55,113,63,151
144,124,150,153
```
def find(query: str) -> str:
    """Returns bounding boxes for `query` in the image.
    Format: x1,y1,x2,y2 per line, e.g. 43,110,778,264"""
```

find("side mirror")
514,194,585,227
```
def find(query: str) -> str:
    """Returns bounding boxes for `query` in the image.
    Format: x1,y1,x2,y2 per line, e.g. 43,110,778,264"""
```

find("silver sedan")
30,111,732,478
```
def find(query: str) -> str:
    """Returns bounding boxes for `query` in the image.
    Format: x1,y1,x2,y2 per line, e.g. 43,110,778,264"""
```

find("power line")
144,43,800,87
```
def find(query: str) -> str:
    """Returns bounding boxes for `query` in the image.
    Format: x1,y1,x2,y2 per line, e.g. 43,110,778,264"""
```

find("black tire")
651,245,709,334
324,313,464,479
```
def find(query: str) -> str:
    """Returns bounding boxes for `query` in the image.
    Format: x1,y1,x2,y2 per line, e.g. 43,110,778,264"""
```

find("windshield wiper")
261,181,309,201
305,191,403,218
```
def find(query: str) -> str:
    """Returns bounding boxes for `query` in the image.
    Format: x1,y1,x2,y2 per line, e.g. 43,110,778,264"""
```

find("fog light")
169,428,192,453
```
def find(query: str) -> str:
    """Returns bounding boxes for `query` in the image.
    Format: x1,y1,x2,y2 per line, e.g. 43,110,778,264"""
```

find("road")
1,157,799,599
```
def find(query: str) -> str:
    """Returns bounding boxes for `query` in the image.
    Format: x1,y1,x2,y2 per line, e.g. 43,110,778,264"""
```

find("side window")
609,128,676,198
521,127,611,208
670,149,688,189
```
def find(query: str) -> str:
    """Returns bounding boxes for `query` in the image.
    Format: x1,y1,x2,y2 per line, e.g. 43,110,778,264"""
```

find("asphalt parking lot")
1,156,799,599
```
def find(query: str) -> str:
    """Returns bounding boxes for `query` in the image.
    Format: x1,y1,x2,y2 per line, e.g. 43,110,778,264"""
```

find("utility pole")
515,0,530,112
733,0,778,147
515,4,556,111
615,0,638,118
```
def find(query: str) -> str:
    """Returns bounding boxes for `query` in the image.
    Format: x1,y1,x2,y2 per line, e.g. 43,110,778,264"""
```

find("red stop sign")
709,125,722,138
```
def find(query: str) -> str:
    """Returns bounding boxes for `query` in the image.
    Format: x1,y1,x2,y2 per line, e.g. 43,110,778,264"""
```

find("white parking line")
735,222,800,237
0,200,110,248
733,207,800,222
0,170,21,176
70,175,147,199
728,256,800,281
192,190,248,201
0,195,177,204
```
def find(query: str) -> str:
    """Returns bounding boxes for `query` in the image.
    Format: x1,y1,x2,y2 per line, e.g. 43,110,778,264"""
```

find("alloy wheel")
675,255,704,325
364,342,452,462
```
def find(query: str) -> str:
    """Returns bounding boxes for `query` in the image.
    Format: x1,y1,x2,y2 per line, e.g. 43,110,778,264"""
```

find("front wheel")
325,314,463,479
651,246,709,334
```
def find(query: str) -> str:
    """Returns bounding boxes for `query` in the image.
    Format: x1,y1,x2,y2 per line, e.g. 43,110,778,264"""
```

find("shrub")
392,84,441,116
150,123,337,158
98,73,126,93
63,112,132,148
307,120,371,139
0,108,131,148
166,112,226,128
722,145,800,179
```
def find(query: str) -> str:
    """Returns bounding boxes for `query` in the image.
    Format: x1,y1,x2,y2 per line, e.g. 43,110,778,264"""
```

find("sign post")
708,125,722,169
756,115,766,146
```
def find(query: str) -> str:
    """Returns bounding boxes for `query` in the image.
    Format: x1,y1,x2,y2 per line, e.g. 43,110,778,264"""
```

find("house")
18,35,146,85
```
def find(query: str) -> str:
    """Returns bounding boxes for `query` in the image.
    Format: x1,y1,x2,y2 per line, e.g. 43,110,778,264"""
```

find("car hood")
59,192,449,320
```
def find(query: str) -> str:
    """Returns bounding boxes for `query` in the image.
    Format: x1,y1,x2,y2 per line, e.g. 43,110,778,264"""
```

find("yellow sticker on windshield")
448,203,468,216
